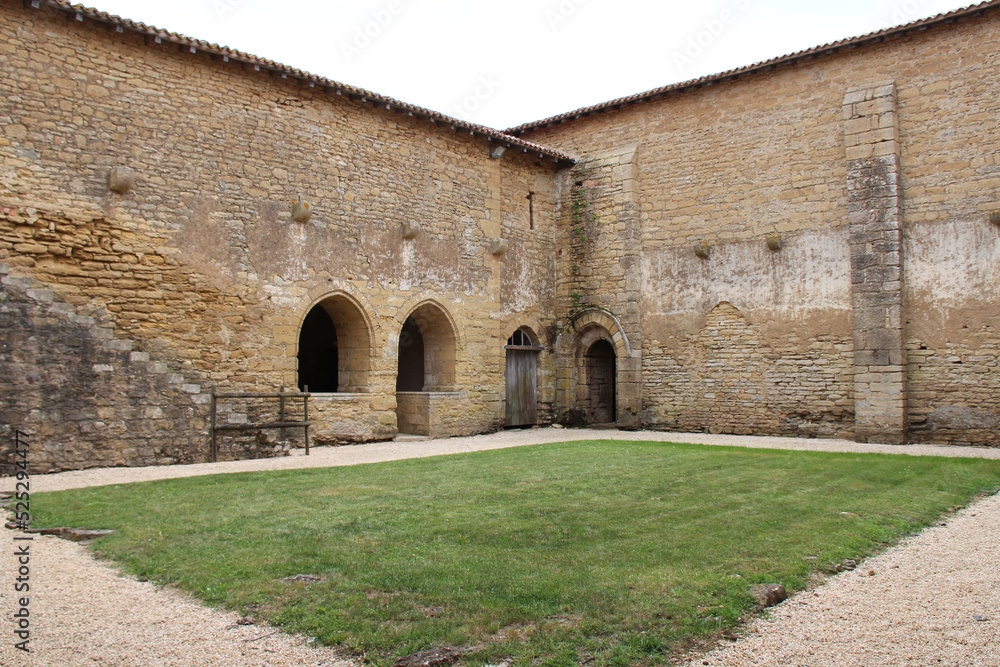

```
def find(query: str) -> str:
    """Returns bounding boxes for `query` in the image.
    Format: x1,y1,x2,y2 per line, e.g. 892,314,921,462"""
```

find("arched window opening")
296,294,372,394
298,306,339,392
507,329,534,347
396,316,425,392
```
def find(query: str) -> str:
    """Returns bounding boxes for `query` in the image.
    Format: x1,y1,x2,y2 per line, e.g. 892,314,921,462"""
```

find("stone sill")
310,392,371,402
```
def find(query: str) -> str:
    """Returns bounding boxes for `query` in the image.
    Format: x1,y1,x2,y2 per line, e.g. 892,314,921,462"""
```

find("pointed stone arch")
395,299,461,392
295,290,375,393
393,299,463,436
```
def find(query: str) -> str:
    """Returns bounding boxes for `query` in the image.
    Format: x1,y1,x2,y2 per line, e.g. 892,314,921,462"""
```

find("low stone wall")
397,391,487,438
309,393,394,445
396,392,430,436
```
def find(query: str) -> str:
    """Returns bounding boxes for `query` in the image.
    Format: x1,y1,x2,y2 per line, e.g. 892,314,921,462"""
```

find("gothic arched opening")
298,306,338,392
395,302,459,435
297,295,372,393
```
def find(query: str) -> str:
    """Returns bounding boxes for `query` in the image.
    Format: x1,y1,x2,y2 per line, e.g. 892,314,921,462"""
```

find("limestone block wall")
642,303,853,438
396,391,477,439
0,262,209,472
552,147,643,428
517,9,1000,445
904,220,1000,445
0,0,564,467
308,394,393,445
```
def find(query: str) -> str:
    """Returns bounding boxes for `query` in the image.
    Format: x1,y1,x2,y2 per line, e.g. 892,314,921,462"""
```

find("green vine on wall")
570,184,601,241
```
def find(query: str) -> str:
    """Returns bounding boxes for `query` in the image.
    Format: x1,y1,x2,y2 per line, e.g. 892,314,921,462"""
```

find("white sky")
82,0,977,129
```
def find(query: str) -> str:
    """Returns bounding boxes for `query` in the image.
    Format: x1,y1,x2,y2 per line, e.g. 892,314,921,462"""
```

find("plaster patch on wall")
500,238,543,316
905,219,1000,308
641,227,850,320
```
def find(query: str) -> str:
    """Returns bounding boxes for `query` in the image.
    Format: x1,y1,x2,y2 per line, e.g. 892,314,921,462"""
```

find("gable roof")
24,1,577,166
505,0,1000,136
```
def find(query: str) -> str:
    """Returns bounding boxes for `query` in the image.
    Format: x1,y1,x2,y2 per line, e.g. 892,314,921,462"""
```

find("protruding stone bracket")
107,166,134,193
489,239,508,256
844,82,907,444
401,221,419,240
291,199,312,223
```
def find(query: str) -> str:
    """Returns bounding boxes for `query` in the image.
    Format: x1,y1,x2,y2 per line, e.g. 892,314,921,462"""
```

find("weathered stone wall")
2,262,192,472
552,147,642,428
518,10,1000,445
0,0,562,468
3,0,998,460
642,303,854,438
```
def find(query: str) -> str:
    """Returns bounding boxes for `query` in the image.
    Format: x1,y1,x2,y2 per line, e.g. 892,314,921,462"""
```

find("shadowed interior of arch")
297,296,372,393
396,303,459,392
586,339,617,423
298,306,339,392
396,316,425,392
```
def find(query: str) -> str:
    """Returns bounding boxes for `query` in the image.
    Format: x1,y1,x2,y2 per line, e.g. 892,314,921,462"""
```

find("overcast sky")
83,0,977,129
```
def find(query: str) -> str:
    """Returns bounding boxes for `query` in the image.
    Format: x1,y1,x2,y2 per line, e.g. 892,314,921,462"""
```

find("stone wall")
517,9,1000,445
3,0,999,462
0,0,563,469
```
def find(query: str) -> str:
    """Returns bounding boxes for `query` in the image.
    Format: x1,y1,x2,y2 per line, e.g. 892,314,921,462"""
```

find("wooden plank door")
505,349,538,427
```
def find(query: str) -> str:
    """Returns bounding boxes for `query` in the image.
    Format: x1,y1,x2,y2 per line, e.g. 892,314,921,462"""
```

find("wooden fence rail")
210,386,311,462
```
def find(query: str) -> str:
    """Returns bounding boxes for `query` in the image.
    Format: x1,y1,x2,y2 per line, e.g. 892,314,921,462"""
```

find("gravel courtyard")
1,428,998,666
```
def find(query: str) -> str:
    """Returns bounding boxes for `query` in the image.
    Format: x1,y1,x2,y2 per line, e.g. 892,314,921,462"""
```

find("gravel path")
1,428,998,666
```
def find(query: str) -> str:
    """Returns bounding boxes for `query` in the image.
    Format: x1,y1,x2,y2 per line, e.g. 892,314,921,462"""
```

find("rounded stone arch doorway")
560,308,635,428
297,294,372,393
504,326,543,428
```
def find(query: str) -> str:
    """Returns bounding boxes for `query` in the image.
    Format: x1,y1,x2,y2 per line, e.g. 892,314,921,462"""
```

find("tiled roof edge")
505,0,1000,135
25,1,577,165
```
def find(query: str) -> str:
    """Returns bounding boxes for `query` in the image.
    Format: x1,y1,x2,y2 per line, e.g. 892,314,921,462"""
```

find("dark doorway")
586,339,616,423
505,329,539,427
298,306,339,392
396,316,425,391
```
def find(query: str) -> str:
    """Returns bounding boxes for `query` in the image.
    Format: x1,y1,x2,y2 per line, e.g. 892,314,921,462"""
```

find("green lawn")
31,441,1000,666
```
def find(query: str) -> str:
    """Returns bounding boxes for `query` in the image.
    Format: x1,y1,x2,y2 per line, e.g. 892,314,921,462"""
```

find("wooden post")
279,384,286,442
210,388,217,463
